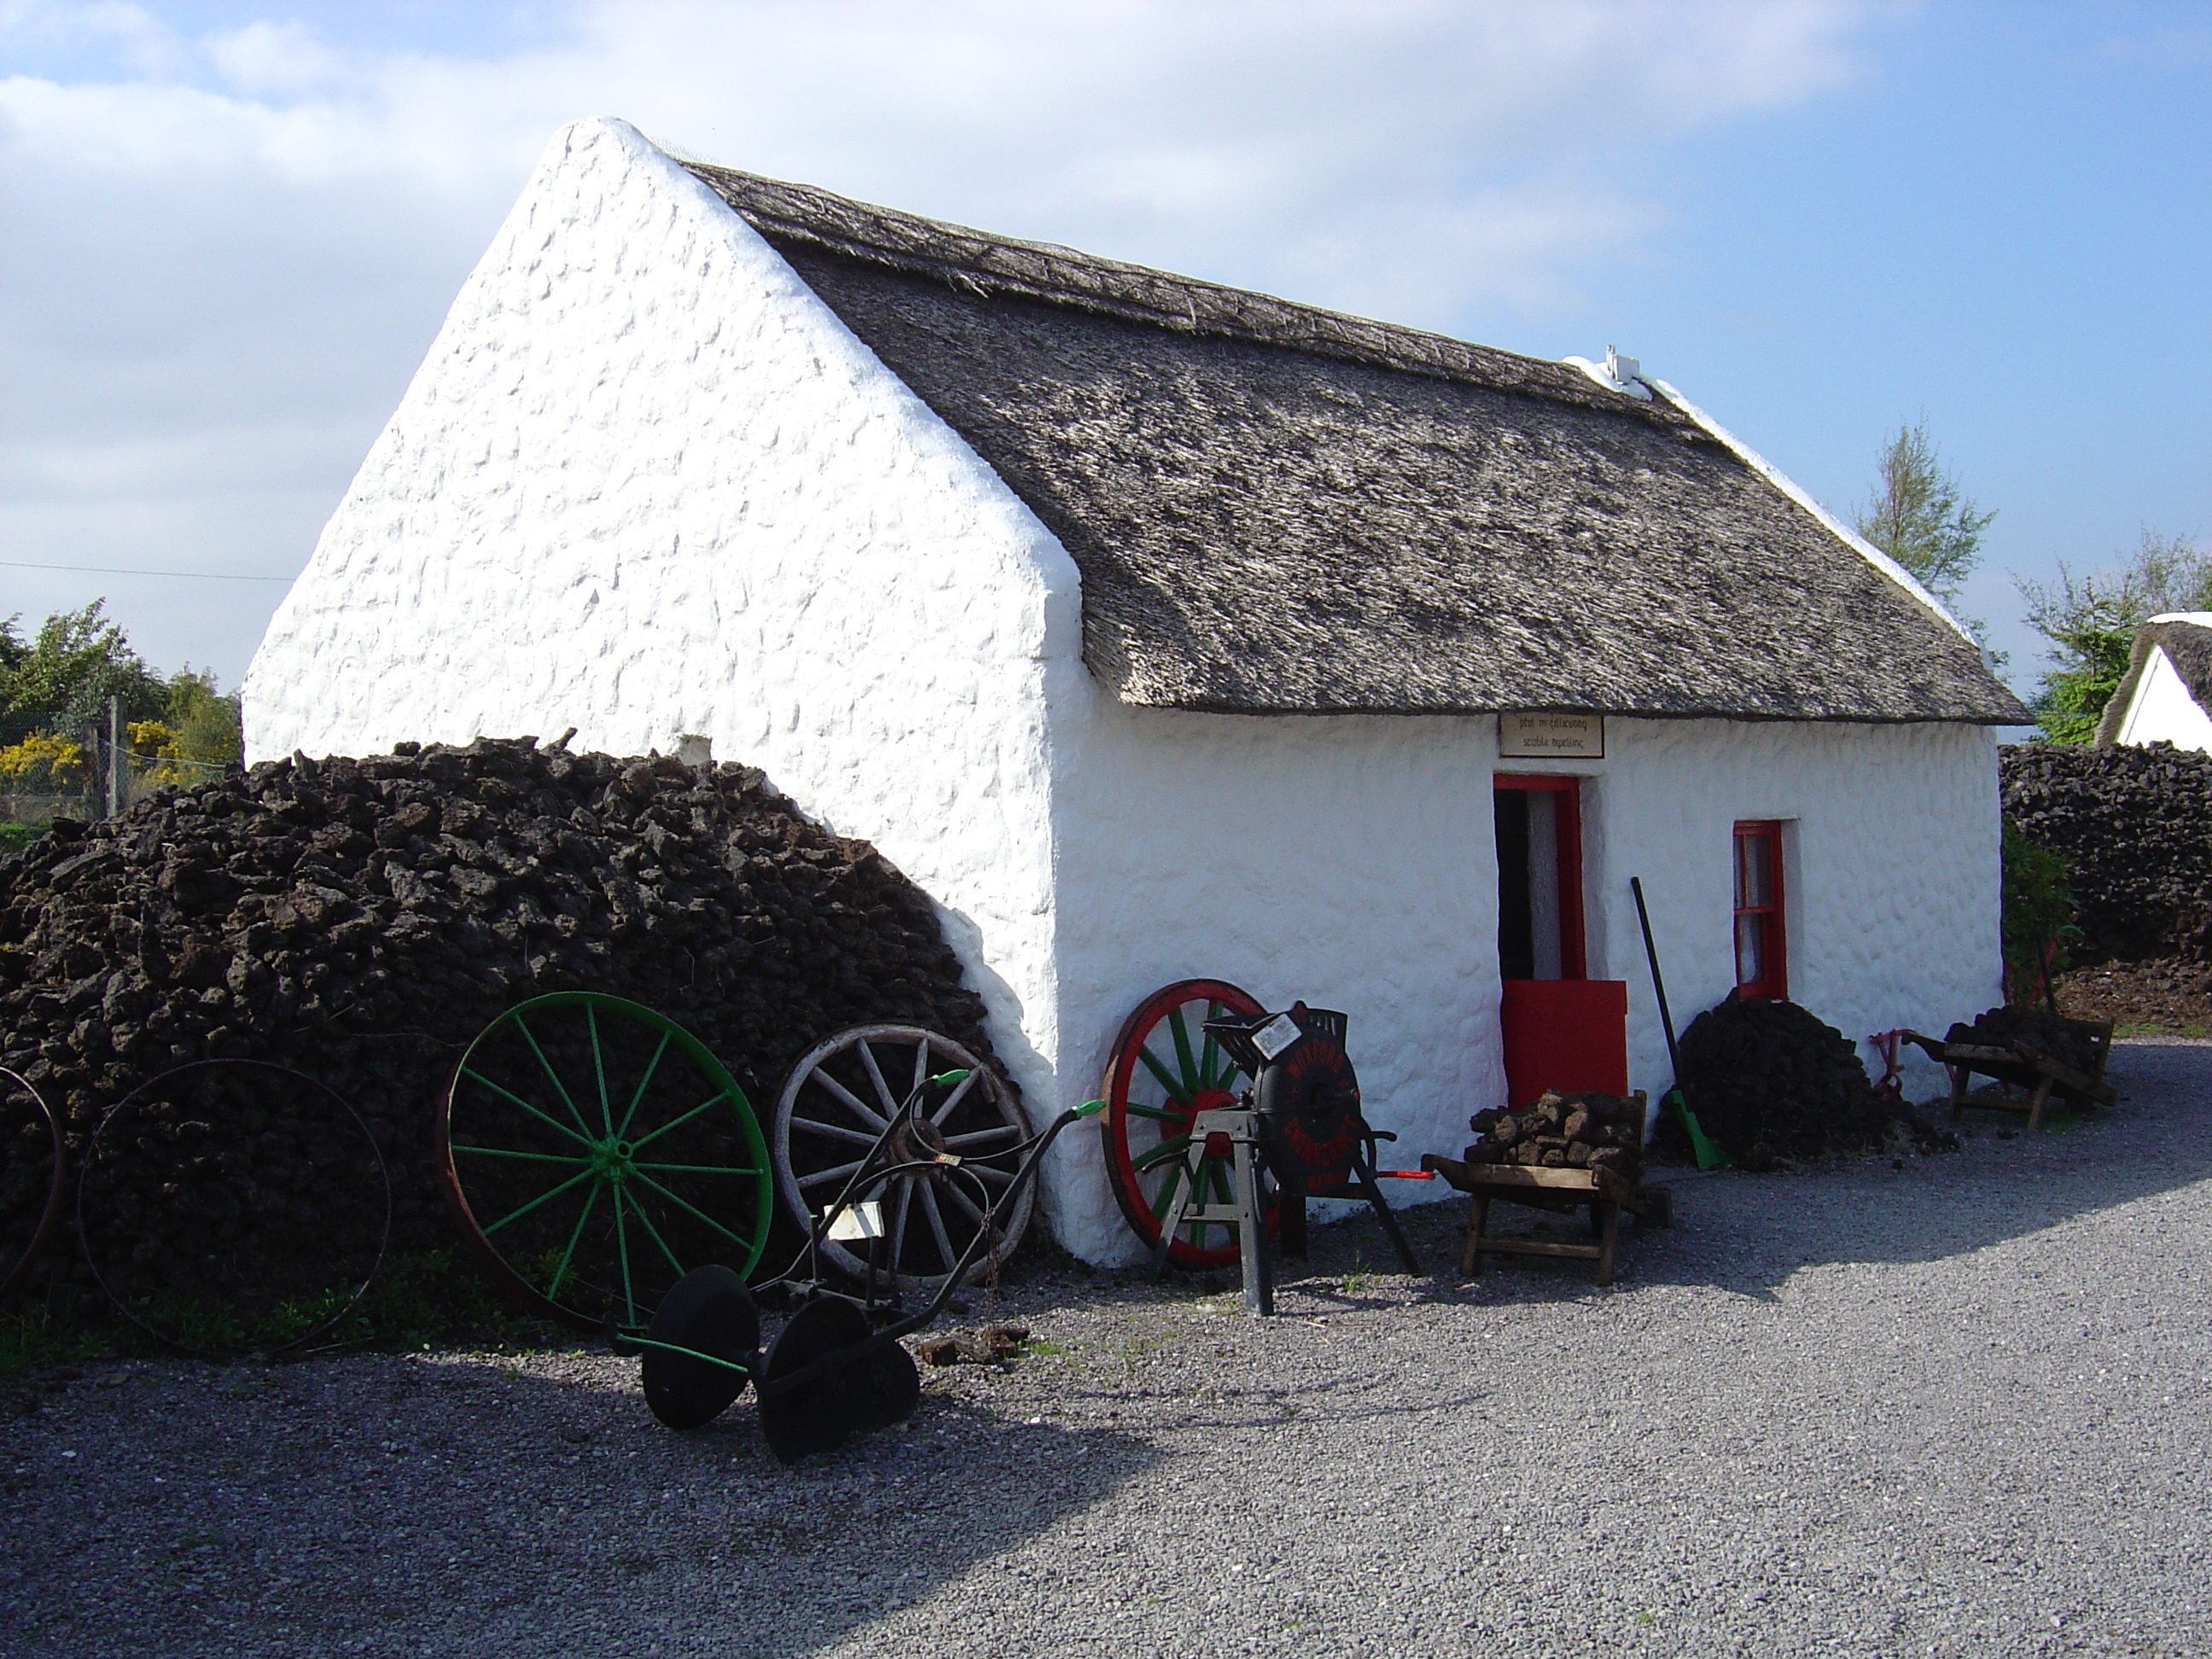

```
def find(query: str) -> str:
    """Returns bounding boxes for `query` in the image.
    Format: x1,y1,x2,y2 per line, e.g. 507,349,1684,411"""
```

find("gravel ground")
7,1042,2209,1658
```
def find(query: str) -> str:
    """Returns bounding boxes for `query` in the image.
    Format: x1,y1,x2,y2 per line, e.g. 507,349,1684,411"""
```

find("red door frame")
1494,774,1586,981
1732,819,1788,999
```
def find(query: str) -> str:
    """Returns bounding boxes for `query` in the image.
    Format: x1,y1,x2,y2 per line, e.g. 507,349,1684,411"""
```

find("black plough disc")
758,1295,921,1464
641,1265,759,1431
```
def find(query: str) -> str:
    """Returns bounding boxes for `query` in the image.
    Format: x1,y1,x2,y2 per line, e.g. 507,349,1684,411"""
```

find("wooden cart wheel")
77,1061,391,1357
0,1068,66,1305
439,992,771,1332
1101,979,1277,1269
772,1025,1033,1294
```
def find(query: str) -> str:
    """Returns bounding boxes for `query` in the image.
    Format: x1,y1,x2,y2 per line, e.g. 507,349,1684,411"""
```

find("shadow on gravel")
4,1351,1163,1659
1223,1043,2212,1307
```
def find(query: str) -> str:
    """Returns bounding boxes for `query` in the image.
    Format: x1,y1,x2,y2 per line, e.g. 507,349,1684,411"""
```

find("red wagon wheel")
1,1068,65,1305
1101,979,1276,1269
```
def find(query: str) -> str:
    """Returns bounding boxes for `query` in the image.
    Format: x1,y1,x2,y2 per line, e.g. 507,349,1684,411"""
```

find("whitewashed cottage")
246,119,2029,1262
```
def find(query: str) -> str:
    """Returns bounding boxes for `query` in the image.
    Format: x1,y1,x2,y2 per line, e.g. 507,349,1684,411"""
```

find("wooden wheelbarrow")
1899,1018,2116,1132
1418,1093,1671,1287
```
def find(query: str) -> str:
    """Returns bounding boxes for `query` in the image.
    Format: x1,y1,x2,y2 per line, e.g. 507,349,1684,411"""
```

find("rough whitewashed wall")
246,116,2005,1266
2115,648,2212,751
242,118,1088,1225
1047,705,2001,1261
1574,718,2003,1107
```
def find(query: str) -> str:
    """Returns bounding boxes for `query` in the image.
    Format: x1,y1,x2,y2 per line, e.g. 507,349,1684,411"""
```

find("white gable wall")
1045,702,1999,1261
2115,645,2212,751
247,115,2005,1266
243,119,1088,1193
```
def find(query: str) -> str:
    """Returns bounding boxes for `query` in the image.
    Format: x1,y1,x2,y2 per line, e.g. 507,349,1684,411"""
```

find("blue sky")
3,1,2207,699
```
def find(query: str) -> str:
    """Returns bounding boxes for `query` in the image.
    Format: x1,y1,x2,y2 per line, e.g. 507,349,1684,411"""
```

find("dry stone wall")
2000,742,2212,963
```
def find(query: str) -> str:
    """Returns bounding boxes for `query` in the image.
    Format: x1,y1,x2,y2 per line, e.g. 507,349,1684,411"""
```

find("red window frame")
1495,774,1586,981
1732,820,1787,999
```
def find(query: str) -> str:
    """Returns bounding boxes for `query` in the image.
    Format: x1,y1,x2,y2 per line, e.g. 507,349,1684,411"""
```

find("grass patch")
1342,1251,1371,1298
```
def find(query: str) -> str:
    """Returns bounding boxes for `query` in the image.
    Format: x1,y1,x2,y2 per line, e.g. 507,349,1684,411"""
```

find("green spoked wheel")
1100,979,1278,1270
438,993,771,1331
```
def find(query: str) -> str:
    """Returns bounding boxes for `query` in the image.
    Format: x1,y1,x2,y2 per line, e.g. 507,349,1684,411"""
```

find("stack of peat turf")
0,736,1000,1296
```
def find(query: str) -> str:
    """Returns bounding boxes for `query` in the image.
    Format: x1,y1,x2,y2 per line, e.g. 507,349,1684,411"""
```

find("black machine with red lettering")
1205,1003,1421,1278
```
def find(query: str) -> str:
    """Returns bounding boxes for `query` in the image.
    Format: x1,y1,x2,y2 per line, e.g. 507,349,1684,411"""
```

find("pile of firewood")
1462,1090,1643,1182
0,736,1001,1299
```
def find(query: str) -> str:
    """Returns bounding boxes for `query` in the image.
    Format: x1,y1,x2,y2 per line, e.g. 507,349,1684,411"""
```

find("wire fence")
0,723,234,834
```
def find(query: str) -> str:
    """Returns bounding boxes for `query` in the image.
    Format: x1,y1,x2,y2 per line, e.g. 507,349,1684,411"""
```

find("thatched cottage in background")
245,118,2028,1263
2097,614,2212,751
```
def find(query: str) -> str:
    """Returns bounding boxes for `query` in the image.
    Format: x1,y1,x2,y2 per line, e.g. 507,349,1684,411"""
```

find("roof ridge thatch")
684,161,1689,430
677,156,2025,727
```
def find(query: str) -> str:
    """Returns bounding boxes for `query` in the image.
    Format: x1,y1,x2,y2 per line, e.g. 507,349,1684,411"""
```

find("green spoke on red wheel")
1198,1004,1228,1089
627,1169,751,1248
1138,1046,1192,1103
614,1031,672,1143
1167,1007,1200,1095
627,1090,731,1155
1135,1135,1192,1172
544,1183,602,1301
1149,1160,1185,1220
451,1144,589,1167
482,1167,595,1235
1123,1100,1182,1123
514,1016,591,1139
458,1068,595,1150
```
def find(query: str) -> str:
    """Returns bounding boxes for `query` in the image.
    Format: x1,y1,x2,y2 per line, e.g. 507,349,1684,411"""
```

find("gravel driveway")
7,1041,2209,1657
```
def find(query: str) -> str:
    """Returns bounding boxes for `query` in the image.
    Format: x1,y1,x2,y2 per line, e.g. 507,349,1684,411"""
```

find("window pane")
1736,913,1765,985
1739,832,1771,907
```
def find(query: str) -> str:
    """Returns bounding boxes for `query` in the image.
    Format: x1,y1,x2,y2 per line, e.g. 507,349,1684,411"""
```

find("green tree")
0,599,166,729
1854,420,1998,613
160,667,243,765
2018,530,2212,743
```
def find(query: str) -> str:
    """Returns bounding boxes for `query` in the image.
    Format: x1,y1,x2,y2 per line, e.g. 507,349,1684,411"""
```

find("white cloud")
0,0,1893,684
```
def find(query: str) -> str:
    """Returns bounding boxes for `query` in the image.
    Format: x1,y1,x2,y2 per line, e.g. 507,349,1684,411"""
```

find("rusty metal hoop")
0,1068,66,1305
76,1060,392,1358
1101,979,1278,1269
771,1025,1034,1295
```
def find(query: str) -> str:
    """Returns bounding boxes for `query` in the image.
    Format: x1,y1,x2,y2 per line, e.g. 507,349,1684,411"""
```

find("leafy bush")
2001,815,2078,1009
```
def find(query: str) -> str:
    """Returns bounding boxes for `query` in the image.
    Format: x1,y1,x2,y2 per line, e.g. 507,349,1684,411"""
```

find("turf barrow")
618,1069,1102,1464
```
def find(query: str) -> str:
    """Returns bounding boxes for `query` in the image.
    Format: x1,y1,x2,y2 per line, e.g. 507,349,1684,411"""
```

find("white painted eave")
1643,378,1977,647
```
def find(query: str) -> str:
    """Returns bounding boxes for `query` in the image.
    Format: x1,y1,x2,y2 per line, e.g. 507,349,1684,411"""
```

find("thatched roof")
687,162,2026,725
2096,615,2212,744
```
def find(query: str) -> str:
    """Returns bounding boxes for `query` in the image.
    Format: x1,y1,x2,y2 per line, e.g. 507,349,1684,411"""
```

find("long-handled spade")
1630,876,1727,1170
619,1075,1103,1463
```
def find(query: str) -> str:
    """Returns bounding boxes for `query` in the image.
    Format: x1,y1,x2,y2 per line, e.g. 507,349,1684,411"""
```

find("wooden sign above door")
1499,712,1604,760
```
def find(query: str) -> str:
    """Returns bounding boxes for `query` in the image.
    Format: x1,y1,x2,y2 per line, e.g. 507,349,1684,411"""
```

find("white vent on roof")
1562,345,1653,399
